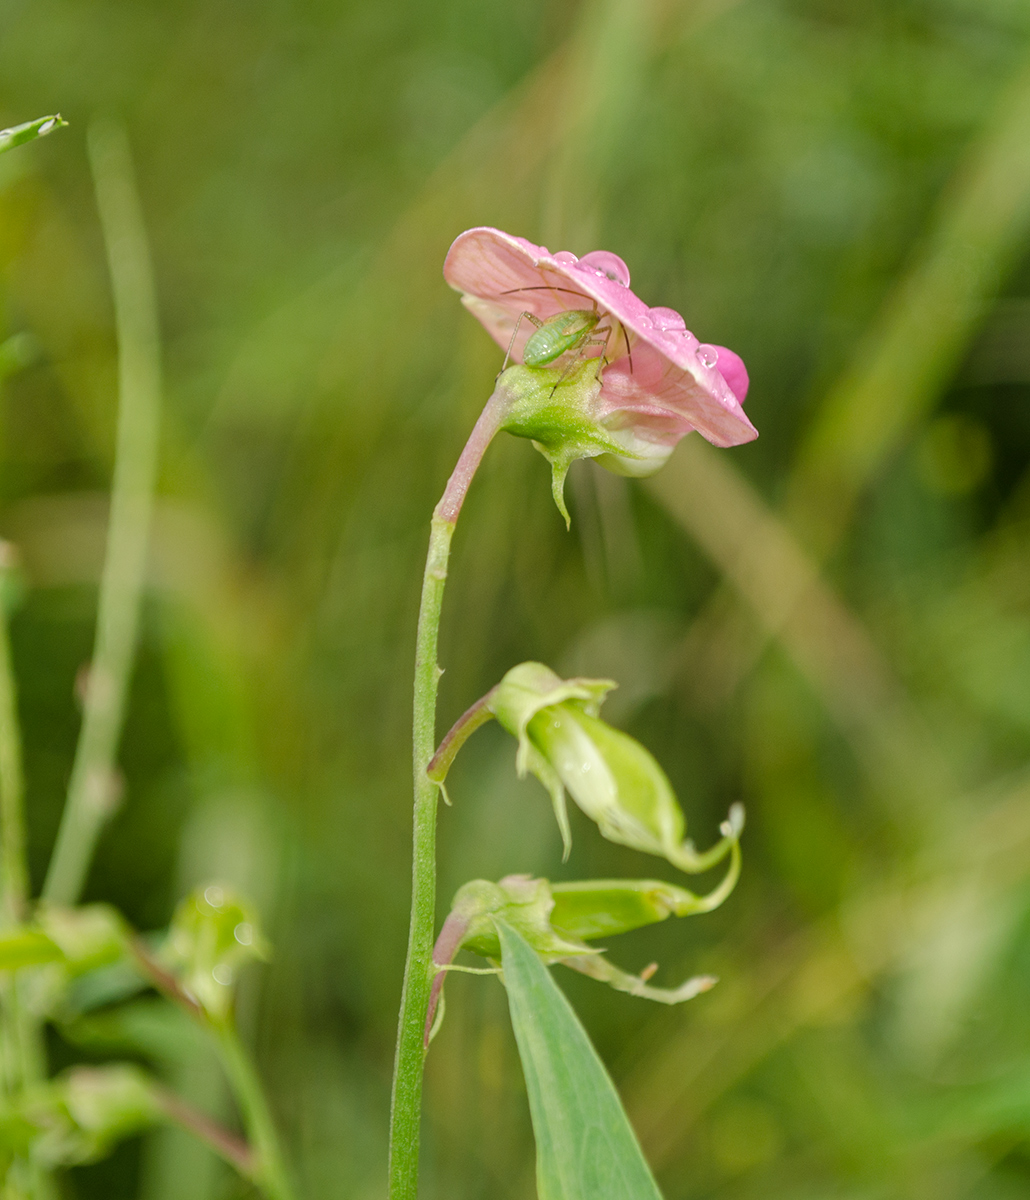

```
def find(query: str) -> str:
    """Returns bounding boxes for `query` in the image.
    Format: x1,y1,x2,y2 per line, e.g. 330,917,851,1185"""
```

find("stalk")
387,388,509,1200
43,120,162,906
0,563,55,1199
213,1024,296,1200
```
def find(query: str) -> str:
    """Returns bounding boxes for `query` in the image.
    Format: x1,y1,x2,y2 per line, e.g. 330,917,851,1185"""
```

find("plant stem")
43,120,162,906
0,573,28,926
214,1022,296,1200
0,565,54,1198
388,387,509,1200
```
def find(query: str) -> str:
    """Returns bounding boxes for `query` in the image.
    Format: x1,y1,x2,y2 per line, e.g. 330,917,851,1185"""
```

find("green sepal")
487,662,615,861
450,876,595,964
496,361,641,526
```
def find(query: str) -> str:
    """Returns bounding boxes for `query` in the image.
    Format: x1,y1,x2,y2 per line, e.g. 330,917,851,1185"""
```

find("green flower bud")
431,661,743,870
31,1065,161,1166
164,885,269,1023
426,865,740,1041
36,904,128,975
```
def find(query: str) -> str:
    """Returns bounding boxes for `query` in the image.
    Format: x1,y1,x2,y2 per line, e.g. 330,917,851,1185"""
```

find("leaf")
0,115,66,155
497,920,664,1200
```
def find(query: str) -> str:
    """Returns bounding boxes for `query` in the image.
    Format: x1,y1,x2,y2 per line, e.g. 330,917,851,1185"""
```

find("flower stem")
388,387,508,1200
214,1022,296,1200
43,120,162,906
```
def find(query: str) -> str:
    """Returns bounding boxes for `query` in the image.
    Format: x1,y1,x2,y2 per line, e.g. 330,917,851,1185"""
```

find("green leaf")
497,920,664,1200
0,115,66,155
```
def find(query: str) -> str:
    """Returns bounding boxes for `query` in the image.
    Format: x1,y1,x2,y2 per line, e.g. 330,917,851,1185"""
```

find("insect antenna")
497,285,596,303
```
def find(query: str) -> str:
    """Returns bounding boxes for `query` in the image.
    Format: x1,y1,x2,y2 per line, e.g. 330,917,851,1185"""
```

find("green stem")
43,120,162,906
214,1023,296,1200
388,387,508,1200
0,574,28,926
0,574,53,1198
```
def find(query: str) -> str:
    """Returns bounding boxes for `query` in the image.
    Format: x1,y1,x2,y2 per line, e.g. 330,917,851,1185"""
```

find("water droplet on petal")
697,344,719,369
552,251,578,265
650,306,687,333
576,251,631,287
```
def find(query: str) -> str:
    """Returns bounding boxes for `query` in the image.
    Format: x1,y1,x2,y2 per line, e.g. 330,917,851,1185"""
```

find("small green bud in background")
37,904,128,975
164,885,269,1023
29,1065,161,1167
431,661,744,871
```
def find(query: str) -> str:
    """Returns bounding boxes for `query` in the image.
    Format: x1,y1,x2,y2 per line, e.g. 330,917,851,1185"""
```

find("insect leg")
501,310,543,373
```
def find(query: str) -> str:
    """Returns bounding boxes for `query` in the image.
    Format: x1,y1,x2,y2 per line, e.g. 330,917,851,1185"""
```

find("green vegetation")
1,0,1030,1196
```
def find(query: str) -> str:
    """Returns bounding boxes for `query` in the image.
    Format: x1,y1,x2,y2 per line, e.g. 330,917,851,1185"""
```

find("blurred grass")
2,0,1030,1197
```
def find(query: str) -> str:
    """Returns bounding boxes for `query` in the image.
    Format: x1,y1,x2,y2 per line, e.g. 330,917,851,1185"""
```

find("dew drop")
204,885,225,909
576,251,631,287
212,964,233,986
649,306,686,334
697,344,719,369
234,922,254,946
552,251,578,265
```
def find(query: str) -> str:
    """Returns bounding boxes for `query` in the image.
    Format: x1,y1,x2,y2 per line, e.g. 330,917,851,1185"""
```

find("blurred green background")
3,0,1030,1195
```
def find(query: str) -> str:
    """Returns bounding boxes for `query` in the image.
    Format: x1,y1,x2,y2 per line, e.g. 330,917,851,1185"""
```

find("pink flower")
443,227,757,475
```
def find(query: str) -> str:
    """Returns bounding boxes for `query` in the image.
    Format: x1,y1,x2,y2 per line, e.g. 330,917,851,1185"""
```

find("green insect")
498,285,632,383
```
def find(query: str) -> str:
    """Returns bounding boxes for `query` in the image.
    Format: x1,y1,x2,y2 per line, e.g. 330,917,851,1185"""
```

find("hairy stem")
388,387,508,1200
43,120,162,906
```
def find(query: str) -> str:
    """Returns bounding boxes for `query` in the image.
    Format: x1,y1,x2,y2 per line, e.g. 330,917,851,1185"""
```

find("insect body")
523,308,601,366
501,306,613,381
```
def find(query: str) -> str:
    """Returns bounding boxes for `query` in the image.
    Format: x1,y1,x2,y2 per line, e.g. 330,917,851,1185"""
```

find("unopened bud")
164,885,270,1023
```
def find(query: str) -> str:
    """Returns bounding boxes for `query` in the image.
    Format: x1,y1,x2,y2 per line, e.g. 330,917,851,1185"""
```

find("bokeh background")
2,0,1030,1196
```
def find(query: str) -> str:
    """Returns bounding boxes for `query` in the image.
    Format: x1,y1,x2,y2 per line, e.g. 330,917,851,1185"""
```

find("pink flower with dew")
443,228,757,476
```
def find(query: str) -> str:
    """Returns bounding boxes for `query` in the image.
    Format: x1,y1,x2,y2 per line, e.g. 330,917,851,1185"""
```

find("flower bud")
31,1065,161,1166
426,866,740,1040
483,662,744,872
37,904,129,975
164,884,269,1023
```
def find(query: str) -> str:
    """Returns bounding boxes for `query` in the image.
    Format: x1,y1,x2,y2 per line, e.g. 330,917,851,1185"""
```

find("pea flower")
429,662,744,872
425,870,740,1044
443,227,757,503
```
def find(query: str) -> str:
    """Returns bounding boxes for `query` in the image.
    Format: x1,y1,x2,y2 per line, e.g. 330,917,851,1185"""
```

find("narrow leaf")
497,919,664,1200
